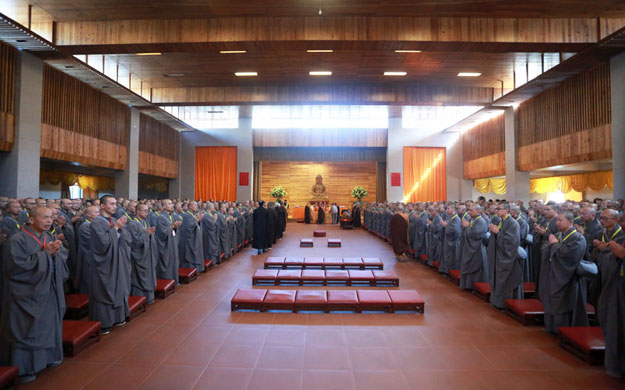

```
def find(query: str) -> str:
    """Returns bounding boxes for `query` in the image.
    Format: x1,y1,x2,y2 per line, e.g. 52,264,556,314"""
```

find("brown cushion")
301,270,325,280
304,257,324,266
327,290,359,304
265,257,286,266
128,296,147,313
232,289,267,304
473,282,491,295
558,326,605,353
357,290,391,304
66,294,89,310
277,270,302,280
323,257,343,266
62,320,101,347
325,270,349,280
388,290,425,305
348,270,374,281
264,290,296,304
372,270,398,281
178,267,197,278
253,269,279,278
0,366,18,386
204,259,213,269
156,279,175,292
342,257,362,266
295,290,327,305
285,257,305,266
362,257,383,267
313,230,326,237
505,299,544,315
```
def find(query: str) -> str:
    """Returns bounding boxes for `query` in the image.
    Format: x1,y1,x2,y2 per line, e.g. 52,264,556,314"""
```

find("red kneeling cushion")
372,270,399,283
362,257,383,268
253,269,279,281
313,230,326,237
66,294,89,310
558,326,605,354
328,239,341,245
285,257,305,266
204,259,213,269
342,257,363,267
156,279,175,292
327,290,359,305
304,257,325,267
128,296,147,314
505,299,544,315
232,289,267,306
301,270,325,280
277,270,302,281
357,290,391,306
263,290,296,309
473,282,491,294
348,270,374,281
62,320,101,347
300,239,314,245
179,267,197,278
388,290,425,308
523,282,536,294
0,366,18,387
265,257,286,266
325,270,349,281
448,269,461,280
586,303,596,315
433,260,440,269
295,290,327,306
323,257,343,267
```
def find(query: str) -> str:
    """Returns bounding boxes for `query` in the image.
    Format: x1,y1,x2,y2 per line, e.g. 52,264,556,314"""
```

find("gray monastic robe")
427,215,443,267
459,215,488,289
0,216,21,238
412,211,429,259
227,217,237,252
590,227,625,308
76,219,93,294
89,216,130,328
127,219,157,303
539,228,588,333
155,213,180,285
489,215,523,308
178,212,204,272
217,213,230,259
0,229,67,375
201,213,220,263
440,215,461,273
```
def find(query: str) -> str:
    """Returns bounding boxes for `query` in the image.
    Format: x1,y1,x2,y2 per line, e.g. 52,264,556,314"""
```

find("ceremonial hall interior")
1,1,625,389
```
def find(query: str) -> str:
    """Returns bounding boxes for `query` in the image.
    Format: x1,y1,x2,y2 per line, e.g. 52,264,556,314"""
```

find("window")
69,184,83,199
252,105,388,129
162,106,239,129
402,106,483,132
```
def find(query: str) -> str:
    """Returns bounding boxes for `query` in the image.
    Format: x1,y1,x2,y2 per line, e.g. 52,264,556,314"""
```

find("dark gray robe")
460,216,488,289
0,216,21,238
0,229,67,375
253,207,269,250
227,217,237,253
440,215,461,273
155,213,180,285
217,213,231,258
127,219,157,303
590,227,625,308
76,220,93,294
412,211,429,259
427,215,443,267
539,229,588,333
201,213,220,263
89,216,130,328
489,215,523,308
178,212,204,272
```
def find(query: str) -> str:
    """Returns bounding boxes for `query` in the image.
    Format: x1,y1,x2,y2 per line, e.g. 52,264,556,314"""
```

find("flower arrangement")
270,186,287,200
351,186,368,201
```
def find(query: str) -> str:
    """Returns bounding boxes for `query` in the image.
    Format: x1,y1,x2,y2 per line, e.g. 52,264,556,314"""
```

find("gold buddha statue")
311,174,328,202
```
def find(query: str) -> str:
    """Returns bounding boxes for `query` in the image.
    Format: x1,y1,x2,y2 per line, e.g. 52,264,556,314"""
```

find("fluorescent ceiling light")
207,110,224,114
309,71,332,76
220,50,247,54
395,50,421,53
457,72,482,77
136,52,161,56
307,49,334,53
235,72,258,76
384,71,407,76
163,73,185,77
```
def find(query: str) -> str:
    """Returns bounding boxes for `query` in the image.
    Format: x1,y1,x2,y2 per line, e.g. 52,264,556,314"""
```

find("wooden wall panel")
260,161,376,208
517,63,611,147
517,125,612,171
40,124,127,170
0,41,16,152
253,128,387,147
42,65,129,146
463,114,504,162
139,113,179,160
139,151,178,179
464,152,506,180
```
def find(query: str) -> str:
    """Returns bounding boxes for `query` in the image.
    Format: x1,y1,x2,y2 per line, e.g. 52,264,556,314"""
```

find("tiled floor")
23,223,625,390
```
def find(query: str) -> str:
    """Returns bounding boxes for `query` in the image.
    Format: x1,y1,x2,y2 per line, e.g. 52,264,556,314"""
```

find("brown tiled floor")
23,223,625,389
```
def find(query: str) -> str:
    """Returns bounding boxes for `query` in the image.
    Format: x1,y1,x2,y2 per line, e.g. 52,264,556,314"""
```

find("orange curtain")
403,147,446,203
195,146,237,201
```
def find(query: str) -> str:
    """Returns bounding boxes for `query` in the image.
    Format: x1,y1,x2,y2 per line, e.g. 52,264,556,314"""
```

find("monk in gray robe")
440,206,461,274
89,196,129,334
412,203,429,261
575,206,602,260
201,203,220,263
217,204,231,259
0,206,67,383
127,203,158,303
0,201,22,238
427,207,443,267
155,199,181,284
178,201,204,272
76,206,99,294
511,206,531,282
460,205,488,289
539,212,588,333
17,198,36,227
488,204,523,309
598,239,625,378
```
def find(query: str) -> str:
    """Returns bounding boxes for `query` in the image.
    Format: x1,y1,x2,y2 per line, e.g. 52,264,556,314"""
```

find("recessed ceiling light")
458,72,482,77
235,72,258,77
309,71,332,76
307,49,334,53
135,52,161,56
163,73,185,77
207,110,224,114
220,50,247,54
15,39,27,43
395,50,421,53
384,71,407,76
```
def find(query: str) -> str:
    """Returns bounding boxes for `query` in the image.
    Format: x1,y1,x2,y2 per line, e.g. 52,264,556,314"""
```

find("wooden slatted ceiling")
0,41,16,151
517,63,611,147
42,65,129,145
19,1,625,21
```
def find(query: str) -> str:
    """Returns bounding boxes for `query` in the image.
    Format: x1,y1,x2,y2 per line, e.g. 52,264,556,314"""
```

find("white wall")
386,118,472,202
39,183,61,199
179,119,253,201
